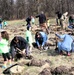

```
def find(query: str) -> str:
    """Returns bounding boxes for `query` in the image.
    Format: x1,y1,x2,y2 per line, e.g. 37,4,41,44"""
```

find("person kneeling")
55,32,73,56
35,31,48,50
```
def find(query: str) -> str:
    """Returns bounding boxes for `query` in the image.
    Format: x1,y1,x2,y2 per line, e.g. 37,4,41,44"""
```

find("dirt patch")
39,68,52,75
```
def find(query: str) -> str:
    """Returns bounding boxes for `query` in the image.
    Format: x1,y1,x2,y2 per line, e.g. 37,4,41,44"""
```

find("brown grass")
0,18,74,75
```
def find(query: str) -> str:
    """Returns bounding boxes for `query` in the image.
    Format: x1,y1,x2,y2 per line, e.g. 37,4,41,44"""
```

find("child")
31,16,35,25
25,26,33,54
0,30,12,68
3,20,8,27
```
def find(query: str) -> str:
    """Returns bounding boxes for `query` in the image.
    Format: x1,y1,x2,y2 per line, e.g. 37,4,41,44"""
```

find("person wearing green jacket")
0,31,11,68
25,26,33,54
3,20,8,27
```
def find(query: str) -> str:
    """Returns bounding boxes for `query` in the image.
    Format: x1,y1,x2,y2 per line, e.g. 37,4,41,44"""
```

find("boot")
46,28,49,34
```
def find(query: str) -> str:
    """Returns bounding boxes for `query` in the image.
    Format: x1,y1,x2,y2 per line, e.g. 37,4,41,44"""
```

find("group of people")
56,11,74,30
0,12,50,69
55,11,74,56
0,11,74,69
0,17,8,29
26,11,49,34
0,26,48,69
56,11,68,29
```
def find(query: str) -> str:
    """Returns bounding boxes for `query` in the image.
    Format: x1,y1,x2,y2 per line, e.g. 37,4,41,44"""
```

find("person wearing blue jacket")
35,31,47,49
55,33,73,56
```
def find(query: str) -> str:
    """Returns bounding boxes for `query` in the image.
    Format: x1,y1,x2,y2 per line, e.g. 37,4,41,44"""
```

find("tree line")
0,0,74,20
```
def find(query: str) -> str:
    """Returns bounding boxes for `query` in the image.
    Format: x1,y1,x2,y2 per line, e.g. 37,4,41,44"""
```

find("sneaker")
43,46,48,51
59,50,63,55
9,64,12,66
2,66,7,69
67,53,71,56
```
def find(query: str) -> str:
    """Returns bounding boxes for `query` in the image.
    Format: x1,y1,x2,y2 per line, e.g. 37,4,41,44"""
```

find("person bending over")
35,31,48,50
55,32,73,56
10,36,30,60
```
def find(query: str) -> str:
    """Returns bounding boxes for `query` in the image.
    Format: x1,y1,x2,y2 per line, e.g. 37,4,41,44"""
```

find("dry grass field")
0,18,74,75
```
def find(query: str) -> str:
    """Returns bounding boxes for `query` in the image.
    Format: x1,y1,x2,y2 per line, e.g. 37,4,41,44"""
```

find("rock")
27,58,46,67
69,72,74,75
39,68,52,75
25,55,33,59
70,67,74,72
10,65,25,75
51,66,70,75
23,72,29,75
22,25,25,26
68,67,74,75
20,29,24,31
26,58,51,68
45,59,51,64
41,63,50,70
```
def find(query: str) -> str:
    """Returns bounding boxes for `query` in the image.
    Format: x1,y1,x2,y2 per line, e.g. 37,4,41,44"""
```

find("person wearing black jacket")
36,11,49,34
55,11,62,26
26,16,31,27
10,36,30,60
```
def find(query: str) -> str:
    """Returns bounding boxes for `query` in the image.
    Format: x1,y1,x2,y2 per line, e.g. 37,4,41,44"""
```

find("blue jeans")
0,24,2,29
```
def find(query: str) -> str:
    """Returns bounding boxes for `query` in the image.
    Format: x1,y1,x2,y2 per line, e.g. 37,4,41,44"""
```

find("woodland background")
0,0,74,20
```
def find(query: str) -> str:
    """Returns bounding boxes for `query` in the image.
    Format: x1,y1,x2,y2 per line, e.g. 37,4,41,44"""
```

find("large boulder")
70,67,74,72
51,66,70,75
27,58,51,67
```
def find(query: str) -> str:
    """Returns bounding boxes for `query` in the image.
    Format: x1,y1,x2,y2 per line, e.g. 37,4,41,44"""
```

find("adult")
60,12,68,29
55,11,62,26
36,11,49,34
35,31,48,50
55,32,73,56
10,36,30,60
26,16,31,27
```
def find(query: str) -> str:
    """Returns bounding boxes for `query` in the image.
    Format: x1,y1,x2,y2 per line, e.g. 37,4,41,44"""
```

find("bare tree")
0,0,74,20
